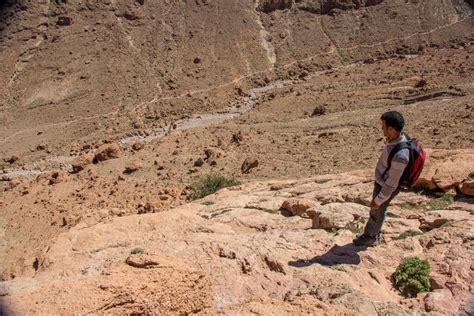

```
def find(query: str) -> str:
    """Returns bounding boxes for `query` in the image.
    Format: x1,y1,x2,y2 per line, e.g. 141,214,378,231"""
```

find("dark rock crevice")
257,0,385,14
257,0,294,13
296,0,385,15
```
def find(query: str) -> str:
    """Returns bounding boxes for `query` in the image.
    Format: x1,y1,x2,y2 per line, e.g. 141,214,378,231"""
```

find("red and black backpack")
383,134,427,187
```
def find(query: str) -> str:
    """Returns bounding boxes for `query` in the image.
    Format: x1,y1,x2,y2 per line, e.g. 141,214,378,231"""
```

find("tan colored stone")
430,155,474,191
131,142,145,151
241,157,259,174
415,150,474,191
93,143,123,163
309,203,361,230
281,198,316,217
126,254,160,268
124,160,143,174
459,180,474,196
49,171,68,185
424,289,459,314
70,152,94,172
429,274,447,290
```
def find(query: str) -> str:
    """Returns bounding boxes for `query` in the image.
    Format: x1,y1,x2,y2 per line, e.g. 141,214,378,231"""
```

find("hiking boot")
352,234,380,247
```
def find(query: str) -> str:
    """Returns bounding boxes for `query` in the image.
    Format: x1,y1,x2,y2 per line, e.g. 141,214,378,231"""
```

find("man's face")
381,120,390,138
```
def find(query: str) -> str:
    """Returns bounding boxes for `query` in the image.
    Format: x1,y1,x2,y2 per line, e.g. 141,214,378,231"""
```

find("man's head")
380,111,404,140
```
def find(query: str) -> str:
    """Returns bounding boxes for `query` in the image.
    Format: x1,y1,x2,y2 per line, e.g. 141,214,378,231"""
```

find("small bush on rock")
393,257,430,297
396,230,423,240
201,200,215,206
131,247,144,254
430,192,455,210
189,174,240,200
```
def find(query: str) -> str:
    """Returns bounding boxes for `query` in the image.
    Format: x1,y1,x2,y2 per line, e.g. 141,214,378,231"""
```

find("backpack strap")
382,141,409,179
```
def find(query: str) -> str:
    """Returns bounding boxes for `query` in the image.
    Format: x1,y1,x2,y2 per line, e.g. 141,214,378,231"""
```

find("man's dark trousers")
363,182,401,240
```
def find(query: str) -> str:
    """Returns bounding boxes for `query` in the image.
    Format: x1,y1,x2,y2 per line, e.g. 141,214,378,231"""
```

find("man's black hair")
381,111,405,132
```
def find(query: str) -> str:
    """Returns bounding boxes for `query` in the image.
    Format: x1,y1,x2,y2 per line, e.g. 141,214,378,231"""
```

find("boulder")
311,209,354,229
421,152,474,191
459,180,474,196
432,160,472,190
194,158,204,167
415,150,474,191
231,132,244,144
5,155,19,164
241,157,259,174
70,152,94,173
281,198,316,217
93,143,123,163
308,203,369,230
414,79,427,88
424,289,459,314
311,105,326,116
56,16,72,26
204,148,223,160
126,254,160,268
49,171,68,185
429,274,447,290
324,202,369,219
132,142,145,151
124,160,143,174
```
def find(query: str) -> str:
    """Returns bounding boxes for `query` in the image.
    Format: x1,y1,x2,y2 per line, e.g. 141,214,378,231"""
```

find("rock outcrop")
459,180,474,196
415,149,474,191
2,165,472,314
70,152,94,173
93,143,123,163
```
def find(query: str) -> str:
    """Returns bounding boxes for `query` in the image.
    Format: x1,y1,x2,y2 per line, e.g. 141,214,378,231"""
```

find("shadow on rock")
288,243,367,267
279,208,293,217
0,298,12,316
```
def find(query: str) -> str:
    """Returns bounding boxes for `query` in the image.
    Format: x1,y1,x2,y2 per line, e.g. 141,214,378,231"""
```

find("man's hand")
369,200,379,209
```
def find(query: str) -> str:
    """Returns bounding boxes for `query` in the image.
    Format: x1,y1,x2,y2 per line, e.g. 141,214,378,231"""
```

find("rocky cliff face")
0,0,472,161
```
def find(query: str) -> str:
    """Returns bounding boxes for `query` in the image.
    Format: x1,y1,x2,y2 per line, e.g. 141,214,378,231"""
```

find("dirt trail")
2,79,293,178
1,12,471,147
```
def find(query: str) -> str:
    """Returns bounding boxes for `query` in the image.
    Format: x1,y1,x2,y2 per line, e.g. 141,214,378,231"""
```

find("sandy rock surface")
1,167,473,315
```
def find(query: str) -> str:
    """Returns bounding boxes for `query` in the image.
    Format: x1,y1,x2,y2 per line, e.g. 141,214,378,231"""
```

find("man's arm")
372,149,409,207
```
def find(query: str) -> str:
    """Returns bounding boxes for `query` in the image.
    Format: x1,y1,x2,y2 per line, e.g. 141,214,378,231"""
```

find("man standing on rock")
353,111,409,247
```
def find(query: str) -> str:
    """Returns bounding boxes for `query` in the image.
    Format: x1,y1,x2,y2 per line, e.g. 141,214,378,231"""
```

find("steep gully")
1,11,473,178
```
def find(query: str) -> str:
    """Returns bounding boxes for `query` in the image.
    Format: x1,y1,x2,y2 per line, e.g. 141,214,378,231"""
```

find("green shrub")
430,192,455,210
188,174,240,200
393,257,430,297
396,230,423,240
400,203,418,210
415,189,430,196
468,172,474,180
260,208,279,214
201,200,215,206
438,192,455,202
347,218,365,234
316,179,330,184
130,247,144,254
